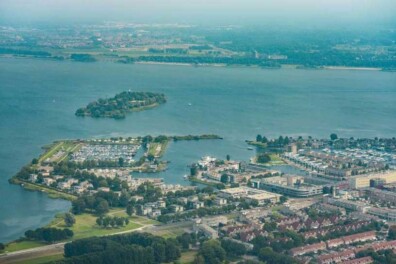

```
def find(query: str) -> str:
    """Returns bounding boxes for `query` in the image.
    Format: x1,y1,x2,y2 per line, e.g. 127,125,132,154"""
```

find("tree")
388,225,396,240
177,233,191,250
256,134,262,142
257,154,271,164
25,228,73,243
199,240,226,264
72,198,86,214
330,133,338,141
221,239,246,257
280,196,288,204
165,239,181,262
31,158,39,164
118,157,124,167
263,222,277,232
194,255,206,264
152,241,166,263
220,174,229,184
259,247,298,264
64,213,76,227
95,200,109,215
126,204,134,216
0,243,4,251
119,192,130,207
190,166,198,176
323,186,331,194
147,154,155,162
226,154,231,161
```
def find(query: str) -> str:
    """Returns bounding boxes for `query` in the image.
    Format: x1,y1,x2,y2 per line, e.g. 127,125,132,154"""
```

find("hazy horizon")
1,0,395,28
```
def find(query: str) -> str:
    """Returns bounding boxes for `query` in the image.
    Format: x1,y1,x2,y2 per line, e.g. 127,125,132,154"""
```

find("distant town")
2,134,396,263
0,23,395,70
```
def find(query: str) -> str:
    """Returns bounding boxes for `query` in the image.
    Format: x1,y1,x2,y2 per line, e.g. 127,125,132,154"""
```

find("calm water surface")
0,58,395,242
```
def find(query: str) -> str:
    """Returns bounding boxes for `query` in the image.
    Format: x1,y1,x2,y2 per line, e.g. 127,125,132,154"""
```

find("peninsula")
75,91,166,119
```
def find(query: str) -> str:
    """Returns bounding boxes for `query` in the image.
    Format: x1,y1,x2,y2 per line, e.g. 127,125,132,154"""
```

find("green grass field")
148,140,169,158
179,250,197,264
268,154,286,165
23,253,64,264
4,209,151,254
39,141,81,164
4,240,46,253
47,209,144,240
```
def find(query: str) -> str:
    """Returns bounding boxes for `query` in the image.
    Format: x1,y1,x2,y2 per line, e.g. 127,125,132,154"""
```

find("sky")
0,0,395,27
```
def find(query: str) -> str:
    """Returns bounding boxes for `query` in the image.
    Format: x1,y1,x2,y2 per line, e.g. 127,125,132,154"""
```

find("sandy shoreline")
323,66,382,71
136,61,384,71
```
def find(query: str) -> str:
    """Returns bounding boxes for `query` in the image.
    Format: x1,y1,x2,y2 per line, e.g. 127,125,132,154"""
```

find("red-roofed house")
343,231,376,245
327,238,345,248
343,256,373,264
290,242,326,256
318,249,355,264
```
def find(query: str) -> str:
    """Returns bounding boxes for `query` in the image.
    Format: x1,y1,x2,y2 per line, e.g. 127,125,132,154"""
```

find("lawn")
4,209,148,254
148,140,169,158
4,241,46,253
16,180,77,201
23,253,64,264
148,223,191,239
38,141,80,164
268,154,286,165
48,209,143,240
179,250,197,264
252,153,286,166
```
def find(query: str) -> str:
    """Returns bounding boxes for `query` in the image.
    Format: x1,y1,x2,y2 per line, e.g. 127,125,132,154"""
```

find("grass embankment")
23,254,64,264
246,140,267,148
3,209,154,254
148,140,169,158
254,154,286,166
267,154,286,165
188,177,220,187
39,141,80,164
4,241,46,253
10,178,77,201
171,134,223,141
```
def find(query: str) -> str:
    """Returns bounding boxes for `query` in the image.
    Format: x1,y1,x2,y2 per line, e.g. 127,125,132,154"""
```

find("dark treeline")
72,191,124,215
157,204,236,223
0,48,51,57
25,227,73,243
96,216,129,228
75,91,166,119
138,55,281,68
56,232,181,264
70,54,96,62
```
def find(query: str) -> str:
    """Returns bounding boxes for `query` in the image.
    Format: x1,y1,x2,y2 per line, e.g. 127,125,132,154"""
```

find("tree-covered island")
75,91,166,119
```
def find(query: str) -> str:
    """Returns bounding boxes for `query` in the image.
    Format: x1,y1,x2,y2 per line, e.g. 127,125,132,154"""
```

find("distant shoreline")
0,55,390,72
323,66,382,71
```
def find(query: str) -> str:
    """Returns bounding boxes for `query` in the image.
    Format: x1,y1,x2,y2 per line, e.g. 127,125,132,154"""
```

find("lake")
0,58,395,242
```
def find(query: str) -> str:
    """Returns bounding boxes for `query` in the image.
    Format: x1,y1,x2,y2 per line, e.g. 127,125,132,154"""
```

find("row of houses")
279,215,340,232
318,240,396,264
290,231,376,256
301,220,371,239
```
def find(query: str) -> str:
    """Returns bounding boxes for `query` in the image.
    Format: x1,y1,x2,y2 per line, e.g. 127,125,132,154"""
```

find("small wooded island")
75,91,166,119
